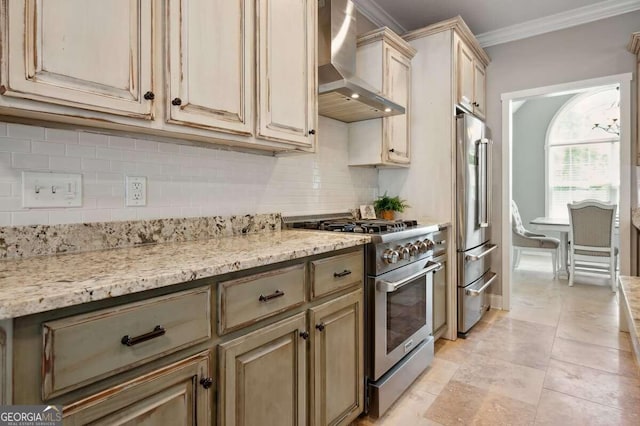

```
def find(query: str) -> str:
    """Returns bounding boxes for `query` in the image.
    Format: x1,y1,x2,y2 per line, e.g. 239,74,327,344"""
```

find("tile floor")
354,254,640,425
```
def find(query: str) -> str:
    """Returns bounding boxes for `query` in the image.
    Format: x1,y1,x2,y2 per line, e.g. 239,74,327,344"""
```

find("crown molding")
629,32,640,54
476,0,640,47
352,0,406,35
357,27,417,58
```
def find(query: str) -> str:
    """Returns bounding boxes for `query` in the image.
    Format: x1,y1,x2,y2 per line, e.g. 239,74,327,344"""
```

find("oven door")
371,259,440,381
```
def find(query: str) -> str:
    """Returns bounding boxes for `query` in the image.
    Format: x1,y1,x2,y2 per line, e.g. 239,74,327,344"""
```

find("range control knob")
421,239,435,253
398,245,410,260
407,243,420,257
382,249,400,264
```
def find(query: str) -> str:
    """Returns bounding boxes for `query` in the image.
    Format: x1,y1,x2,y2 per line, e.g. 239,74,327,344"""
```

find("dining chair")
511,200,560,277
567,200,618,292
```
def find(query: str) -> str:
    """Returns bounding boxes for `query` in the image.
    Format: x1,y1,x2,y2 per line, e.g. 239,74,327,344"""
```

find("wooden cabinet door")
433,260,447,335
219,313,307,426
166,0,253,135
383,45,411,165
256,0,316,148
309,289,363,426
456,40,474,112
2,0,154,119
63,351,212,426
473,62,486,119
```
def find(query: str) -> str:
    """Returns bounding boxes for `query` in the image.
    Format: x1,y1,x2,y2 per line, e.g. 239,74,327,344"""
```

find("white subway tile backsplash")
11,210,49,226
0,123,7,137
108,136,136,149
49,156,82,171
12,153,49,169
135,139,159,152
45,128,79,144
0,138,30,153
0,117,378,226
81,158,111,172
0,182,11,196
96,147,123,161
48,210,84,225
66,144,96,158
79,132,109,146
32,141,66,156
7,123,45,140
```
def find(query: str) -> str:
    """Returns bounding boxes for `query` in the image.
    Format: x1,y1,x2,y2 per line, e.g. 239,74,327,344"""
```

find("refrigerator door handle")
465,244,497,261
477,138,491,228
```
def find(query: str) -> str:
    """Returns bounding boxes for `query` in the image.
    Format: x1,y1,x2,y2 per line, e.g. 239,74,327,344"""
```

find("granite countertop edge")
0,230,372,320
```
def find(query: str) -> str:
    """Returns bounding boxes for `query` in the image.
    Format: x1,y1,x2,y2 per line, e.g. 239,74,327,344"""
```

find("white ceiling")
371,0,608,33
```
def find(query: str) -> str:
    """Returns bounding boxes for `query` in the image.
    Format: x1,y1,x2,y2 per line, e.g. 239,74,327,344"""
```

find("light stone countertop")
0,230,371,320
618,276,640,364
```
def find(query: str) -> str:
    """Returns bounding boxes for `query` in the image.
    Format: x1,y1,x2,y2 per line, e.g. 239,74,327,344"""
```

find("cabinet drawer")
42,286,211,399
218,263,306,334
310,250,363,299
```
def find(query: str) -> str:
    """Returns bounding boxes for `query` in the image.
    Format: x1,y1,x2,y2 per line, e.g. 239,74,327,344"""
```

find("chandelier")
592,118,620,136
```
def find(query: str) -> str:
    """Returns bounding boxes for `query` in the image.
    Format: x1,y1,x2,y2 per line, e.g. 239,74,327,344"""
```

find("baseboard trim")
489,294,503,310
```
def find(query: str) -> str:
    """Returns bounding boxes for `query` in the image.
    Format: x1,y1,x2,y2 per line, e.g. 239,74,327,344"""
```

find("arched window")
546,86,620,219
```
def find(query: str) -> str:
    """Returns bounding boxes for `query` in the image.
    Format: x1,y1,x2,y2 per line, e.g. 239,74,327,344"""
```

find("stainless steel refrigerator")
456,113,498,337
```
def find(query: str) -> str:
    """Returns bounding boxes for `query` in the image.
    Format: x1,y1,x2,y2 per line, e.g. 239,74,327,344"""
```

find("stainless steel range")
284,214,446,418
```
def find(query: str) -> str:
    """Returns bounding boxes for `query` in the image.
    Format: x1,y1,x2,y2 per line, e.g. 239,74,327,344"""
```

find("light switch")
22,171,82,208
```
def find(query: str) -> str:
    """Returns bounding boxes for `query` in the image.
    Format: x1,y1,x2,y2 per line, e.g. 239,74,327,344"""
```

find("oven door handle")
465,244,497,261
465,272,497,296
377,261,441,293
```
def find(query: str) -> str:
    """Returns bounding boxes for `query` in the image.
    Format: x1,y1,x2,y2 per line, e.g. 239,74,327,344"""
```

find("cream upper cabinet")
349,28,416,167
2,0,154,119
256,0,317,148
166,0,253,135
309,289,363,426
384,46,412,164
455,36,486,119
473,62,486,119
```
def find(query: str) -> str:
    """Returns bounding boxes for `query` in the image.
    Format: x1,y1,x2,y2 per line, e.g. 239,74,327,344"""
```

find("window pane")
548,143,619,218
549,87,620,143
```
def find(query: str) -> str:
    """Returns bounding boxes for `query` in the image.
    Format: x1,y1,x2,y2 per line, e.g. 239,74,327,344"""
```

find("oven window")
387,276,427,353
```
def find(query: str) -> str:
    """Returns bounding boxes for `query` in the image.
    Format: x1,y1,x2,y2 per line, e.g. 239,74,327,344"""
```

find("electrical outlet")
125,176,147,207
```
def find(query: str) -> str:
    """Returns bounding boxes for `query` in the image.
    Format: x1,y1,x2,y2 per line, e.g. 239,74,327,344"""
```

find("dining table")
530,216,619,278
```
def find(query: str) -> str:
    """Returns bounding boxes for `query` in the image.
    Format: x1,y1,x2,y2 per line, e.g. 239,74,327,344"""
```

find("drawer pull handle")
121,325,166,347
258,290,284,302
333,270,352,278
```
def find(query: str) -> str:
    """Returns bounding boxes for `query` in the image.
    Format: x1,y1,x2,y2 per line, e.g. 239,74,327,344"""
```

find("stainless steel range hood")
318,0,405,123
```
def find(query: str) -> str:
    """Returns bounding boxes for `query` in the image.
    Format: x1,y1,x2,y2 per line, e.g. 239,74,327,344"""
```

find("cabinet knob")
200,377,214,389
172,98,182,106
308,129,316,135
299,331,310,340
316,323,325,332
389,148,395,153
143,91,155,101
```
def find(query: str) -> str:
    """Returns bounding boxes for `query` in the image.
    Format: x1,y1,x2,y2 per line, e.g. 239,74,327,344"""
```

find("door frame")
500,73,634,310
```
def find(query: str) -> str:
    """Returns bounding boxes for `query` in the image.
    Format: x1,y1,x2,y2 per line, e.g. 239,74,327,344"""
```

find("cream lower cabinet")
1,0,154,119
309,289,363,426
219,313,307,426
349,28,416,167
219,289,363,426
63,351,212,425
432,256,447,338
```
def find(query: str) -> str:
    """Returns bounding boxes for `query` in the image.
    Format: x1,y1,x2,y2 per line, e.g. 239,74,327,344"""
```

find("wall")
0,117,378,226
512,95,574,227
484,10,640,294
